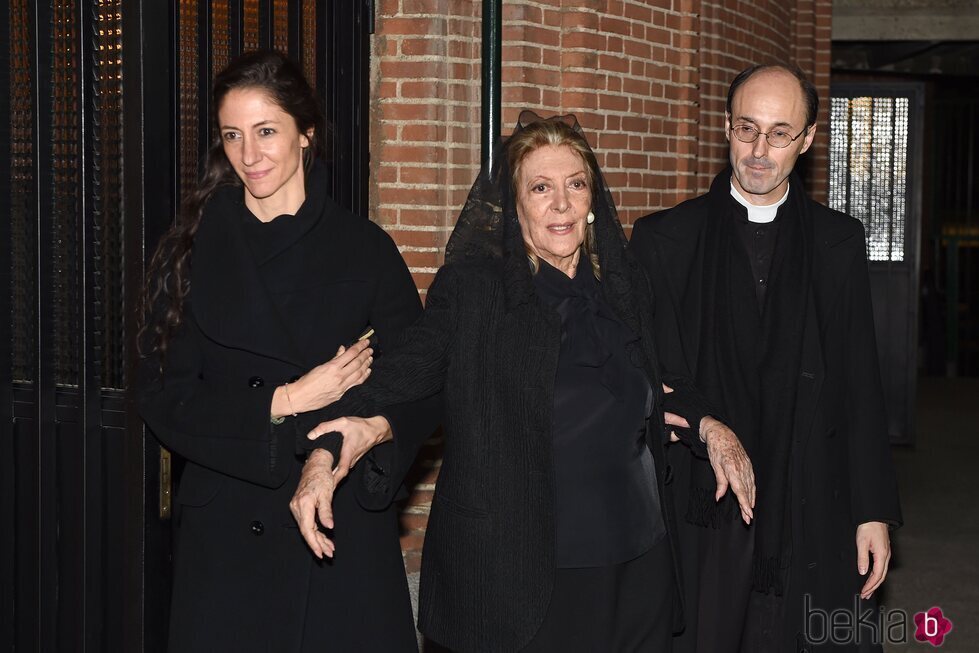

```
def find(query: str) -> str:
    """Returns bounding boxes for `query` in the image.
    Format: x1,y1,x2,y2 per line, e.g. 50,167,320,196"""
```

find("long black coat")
629,181,902,652
139,173,437,653
336,238,709,651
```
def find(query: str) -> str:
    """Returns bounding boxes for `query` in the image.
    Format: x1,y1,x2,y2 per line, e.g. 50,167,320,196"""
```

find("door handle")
160,447,172,520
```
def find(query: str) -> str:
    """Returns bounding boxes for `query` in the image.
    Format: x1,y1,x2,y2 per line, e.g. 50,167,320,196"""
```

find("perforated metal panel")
243,0,261,51
829,96,910,262
94,0,126,389
178,0,199,200
9,0,35,384
273,0,289,52
212,1,231,77
52,0,82,386
303,0,316,85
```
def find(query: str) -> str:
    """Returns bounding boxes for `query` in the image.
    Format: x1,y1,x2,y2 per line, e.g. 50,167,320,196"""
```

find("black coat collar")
190,163,330,369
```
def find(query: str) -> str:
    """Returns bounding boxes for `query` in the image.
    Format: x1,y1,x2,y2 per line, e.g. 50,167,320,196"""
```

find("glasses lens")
733,125,758,143
767,131,791,148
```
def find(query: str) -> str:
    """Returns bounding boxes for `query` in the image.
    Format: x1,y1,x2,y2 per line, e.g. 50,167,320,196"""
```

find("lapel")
793,197,862,449
190,183,315,369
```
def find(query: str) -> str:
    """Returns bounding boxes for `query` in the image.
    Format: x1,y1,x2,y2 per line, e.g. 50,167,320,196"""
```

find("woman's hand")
856,521,891,599
662,384,683,443
701,416,756,525
272,340,373,418
662,384,754,523
308,416,393,483
289,449,337,559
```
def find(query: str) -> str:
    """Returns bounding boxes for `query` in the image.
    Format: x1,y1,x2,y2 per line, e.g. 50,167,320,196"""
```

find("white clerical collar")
730,182,790,224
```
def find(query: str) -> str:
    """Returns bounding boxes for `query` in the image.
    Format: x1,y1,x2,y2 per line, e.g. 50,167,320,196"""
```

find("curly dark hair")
140,50,326,367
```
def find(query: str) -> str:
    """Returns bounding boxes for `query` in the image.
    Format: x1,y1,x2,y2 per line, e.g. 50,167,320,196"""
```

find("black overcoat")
336,237,709,651
139,171,437,653
629,178,903,652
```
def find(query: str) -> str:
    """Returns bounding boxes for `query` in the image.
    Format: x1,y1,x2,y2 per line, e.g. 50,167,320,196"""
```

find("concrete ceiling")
833,0,979,40
832,40,979,75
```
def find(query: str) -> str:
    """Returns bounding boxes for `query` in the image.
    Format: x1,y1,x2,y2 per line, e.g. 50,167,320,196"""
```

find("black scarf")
686,170,813,595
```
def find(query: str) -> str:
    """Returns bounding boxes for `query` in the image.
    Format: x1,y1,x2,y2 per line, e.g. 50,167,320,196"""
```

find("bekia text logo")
804,595,953,646
914,607,953,647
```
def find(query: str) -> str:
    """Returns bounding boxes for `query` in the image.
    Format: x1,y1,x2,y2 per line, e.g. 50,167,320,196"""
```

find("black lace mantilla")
445,110,646,339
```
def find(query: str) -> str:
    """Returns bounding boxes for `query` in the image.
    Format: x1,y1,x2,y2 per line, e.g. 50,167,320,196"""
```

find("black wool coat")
139,173,438,653
336,239,709,652
629,177,903,652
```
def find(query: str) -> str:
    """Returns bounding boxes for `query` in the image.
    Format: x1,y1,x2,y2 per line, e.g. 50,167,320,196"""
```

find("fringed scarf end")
684,486,737,529
751,555,786,596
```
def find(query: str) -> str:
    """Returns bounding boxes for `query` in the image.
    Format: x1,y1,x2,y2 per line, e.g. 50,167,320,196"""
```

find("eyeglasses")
730,124,809,149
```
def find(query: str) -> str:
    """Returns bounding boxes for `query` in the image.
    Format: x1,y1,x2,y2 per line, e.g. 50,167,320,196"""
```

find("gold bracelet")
284,382,298,417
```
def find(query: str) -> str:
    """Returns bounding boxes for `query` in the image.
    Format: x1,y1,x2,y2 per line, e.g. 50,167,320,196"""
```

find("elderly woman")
138,51,437,652
293,113,755,652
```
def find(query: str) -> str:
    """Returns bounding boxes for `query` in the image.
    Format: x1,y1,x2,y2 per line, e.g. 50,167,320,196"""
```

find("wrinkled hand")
289,449,337,559
308,415,393,484
701,417,755,524
856,521,891,599
290,340,373,413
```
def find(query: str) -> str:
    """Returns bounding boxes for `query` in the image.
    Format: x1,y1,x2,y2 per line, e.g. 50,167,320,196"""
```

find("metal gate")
828,82,925,445
0,2,372,650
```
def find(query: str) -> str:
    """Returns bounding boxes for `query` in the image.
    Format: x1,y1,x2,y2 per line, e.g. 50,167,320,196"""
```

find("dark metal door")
828,82,925,445
1,1,371,650
932,90,979,377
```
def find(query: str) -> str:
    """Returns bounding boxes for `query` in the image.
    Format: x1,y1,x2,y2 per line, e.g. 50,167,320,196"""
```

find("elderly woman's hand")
662,384,754,523
273,340,373,419
307,415,393,484
700,417,756,525
290,449,338,559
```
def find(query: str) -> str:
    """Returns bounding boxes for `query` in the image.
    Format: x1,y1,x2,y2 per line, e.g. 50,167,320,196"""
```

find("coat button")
250,520,265,535
248,376,265,388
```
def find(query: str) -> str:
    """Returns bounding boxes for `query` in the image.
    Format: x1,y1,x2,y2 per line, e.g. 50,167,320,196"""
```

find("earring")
586,211,595,224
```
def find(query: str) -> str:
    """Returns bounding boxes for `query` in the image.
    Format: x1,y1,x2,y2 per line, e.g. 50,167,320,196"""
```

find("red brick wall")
696,0,830,199
369,0,833,575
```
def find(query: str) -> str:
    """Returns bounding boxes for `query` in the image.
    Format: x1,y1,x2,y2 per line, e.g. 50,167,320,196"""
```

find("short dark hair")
726,64,819,128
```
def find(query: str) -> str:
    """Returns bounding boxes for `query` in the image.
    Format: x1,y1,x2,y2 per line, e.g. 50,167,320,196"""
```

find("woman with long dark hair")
139,50,436,652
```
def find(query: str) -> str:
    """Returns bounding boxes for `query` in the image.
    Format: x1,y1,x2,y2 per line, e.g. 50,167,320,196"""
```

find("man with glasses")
630,65,902,652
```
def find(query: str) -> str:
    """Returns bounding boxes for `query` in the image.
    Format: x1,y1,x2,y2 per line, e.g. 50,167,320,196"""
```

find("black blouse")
533,257,665,568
